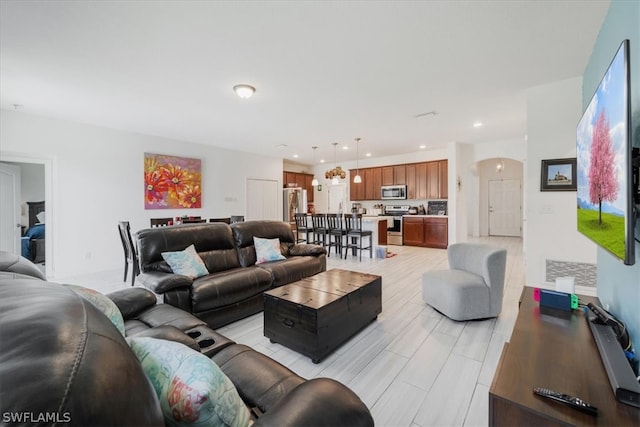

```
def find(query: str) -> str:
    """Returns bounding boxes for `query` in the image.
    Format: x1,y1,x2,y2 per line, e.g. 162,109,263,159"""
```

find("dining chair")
150,217,173,227
209,217,231,224
326,213,347,257
311,213,329,247
117,221,139,286
182,218,206,223
294,213,312,243
343,213,372,261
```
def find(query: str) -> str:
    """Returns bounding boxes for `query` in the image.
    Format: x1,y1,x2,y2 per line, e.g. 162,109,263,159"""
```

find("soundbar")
587,315,640,408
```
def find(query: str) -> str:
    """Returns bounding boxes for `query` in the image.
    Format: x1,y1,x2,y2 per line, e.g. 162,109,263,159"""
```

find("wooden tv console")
489,286,638,426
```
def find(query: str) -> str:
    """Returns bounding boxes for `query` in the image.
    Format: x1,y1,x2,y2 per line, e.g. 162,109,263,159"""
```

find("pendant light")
331,142,340,185
311,146,319,186
353,137,362,183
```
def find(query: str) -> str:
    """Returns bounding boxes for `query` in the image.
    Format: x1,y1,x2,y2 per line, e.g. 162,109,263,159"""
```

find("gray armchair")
422,243,507,321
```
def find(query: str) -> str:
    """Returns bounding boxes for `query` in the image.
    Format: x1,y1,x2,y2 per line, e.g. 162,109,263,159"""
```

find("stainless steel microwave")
381,185,407,200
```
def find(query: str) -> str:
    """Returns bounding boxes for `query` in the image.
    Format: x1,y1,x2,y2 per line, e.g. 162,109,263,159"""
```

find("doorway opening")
0,153,54,277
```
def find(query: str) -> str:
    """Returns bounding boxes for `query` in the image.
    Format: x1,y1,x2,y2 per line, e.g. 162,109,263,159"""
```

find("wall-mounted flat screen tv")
577,39,635,265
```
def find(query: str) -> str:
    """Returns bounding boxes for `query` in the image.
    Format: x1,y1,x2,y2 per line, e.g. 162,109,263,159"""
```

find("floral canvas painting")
144,153,202,209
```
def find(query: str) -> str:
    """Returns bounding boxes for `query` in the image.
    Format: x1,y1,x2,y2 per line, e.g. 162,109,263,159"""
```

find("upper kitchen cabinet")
394,165,406,184
382,167,394,186
350,168,366,201
426,161,439,199
405,164,416,199
438,160,448,199
364,167,382,200
283,171,314,202
382,165,406,186
416,162,428,200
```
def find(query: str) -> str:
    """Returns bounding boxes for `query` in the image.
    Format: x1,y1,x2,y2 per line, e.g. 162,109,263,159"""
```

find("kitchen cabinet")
365,167,382,200
350,170,365,201
438,160,448,199
426,161,439,199
394,165,406,185
283,171,314,203
304,174,315,203
382,165,406,186
405,164,416,199
378,220,388,245
402,217,425,246
382,167,394,186
349,159,447,201
403,216,448,249
416,163,428,200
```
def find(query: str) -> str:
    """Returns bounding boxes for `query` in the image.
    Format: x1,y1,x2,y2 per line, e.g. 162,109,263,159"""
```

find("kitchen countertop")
402,214,448,218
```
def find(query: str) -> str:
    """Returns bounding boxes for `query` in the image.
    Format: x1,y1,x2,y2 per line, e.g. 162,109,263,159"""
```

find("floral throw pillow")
127,337,251,427
162,244,209,279
253,237,286,264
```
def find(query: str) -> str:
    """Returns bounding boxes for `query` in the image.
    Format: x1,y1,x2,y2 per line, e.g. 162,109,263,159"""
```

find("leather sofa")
136,220,327,328
0,252,374,426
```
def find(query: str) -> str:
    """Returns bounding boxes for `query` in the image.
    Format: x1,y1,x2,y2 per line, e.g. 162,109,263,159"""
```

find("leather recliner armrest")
107,287,157,319
136,271,193,294
253,378,374,427
288,244,327,257
127,325,200,352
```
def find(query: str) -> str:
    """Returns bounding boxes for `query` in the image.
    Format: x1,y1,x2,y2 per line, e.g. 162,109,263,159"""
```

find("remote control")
533,387,598,416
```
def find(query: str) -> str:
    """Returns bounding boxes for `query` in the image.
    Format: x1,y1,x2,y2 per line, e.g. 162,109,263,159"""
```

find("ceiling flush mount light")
311,146,319,186
353,137,362,184
233,84,256,99
473,121,483,128
325,142,345,185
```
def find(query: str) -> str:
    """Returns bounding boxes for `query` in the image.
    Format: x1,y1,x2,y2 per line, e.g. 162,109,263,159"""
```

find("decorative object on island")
311,146,319,187
232,84,255,99
144,153,201,209
540,158,577,191
325,142,346,184
353,137,362,183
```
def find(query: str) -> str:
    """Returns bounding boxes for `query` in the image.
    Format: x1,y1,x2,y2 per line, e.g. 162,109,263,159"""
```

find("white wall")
524,76,597,286
0,109,283,278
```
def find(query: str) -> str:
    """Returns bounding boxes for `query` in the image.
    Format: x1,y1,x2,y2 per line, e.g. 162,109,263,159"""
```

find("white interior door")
489,179,521,237
246,179,279,220
0,162,22,254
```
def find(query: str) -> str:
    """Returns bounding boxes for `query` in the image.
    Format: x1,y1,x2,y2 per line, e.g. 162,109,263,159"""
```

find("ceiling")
0,1,610,164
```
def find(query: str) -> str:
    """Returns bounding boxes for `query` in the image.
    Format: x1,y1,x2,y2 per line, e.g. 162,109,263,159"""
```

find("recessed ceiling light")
473,121,483,128
233,84,256,99
419,144,426,149
293,154,299,158
320,159,325,163
342,146,349,150
366,153,372,157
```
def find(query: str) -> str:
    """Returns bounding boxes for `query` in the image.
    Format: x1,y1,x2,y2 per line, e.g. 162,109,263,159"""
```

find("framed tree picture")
540,158,577,191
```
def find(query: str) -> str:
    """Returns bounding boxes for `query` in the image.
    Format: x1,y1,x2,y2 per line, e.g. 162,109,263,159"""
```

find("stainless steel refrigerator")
283,188,307,223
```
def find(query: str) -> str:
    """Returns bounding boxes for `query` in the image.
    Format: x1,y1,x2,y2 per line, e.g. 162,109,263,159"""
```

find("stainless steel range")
383,205,410,245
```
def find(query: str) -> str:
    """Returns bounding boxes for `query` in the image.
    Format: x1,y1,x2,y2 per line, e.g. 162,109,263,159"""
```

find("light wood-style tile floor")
60,236,524,427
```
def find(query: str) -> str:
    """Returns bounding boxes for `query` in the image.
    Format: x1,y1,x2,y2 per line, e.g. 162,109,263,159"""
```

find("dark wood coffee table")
263,269,382,363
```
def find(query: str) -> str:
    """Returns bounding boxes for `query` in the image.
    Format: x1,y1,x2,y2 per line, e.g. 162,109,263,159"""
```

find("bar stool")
344,213,372,261
326,213,347,257
311,213,329,247
294,213,312,243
